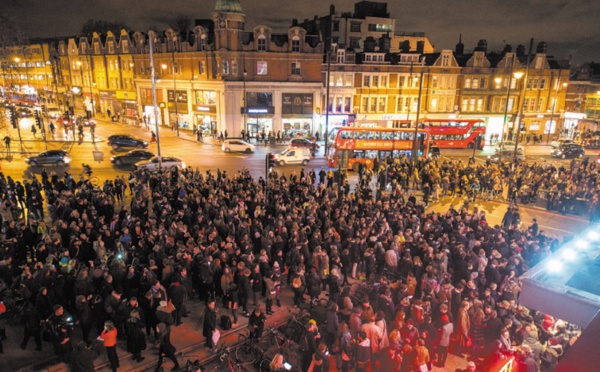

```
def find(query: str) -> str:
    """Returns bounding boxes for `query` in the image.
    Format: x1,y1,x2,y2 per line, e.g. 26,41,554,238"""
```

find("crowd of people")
0,155,586,372
360,153,599,222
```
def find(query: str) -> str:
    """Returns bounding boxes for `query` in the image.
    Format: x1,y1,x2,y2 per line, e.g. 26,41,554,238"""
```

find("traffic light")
267,152,275,171
41,104,47,116
34,111,42,128
9,107,17,129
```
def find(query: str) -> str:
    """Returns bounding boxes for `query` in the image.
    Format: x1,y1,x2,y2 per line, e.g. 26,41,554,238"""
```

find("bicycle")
258,326,291,352
235,333,266,365
216,345,244,372
281,310,310,343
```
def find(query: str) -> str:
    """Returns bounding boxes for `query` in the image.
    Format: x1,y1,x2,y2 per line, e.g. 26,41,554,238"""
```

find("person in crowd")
156,322,180,371
248,306,267,340
99,321,119,372
202,299,218,349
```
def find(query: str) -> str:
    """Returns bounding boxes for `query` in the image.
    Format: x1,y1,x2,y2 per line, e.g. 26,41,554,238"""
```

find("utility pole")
411,67,425,167
149,30,162,164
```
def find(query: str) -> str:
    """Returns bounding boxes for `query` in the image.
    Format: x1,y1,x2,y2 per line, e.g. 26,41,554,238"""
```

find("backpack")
220,315,232,330
292,276,302,289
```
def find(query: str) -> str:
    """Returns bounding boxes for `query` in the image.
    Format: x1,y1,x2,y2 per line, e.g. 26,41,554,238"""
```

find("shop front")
98,90,117,117
318,114,354,138
194,89,218,135
244,92,274,137
282,93,314,138
116,90,139,125
167,90,191,130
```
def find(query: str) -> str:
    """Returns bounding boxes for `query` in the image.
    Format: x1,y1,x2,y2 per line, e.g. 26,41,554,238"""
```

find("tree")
80,19,129,36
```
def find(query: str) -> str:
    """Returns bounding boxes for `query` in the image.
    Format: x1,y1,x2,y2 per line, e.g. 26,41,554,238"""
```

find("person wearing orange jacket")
99,321,119,372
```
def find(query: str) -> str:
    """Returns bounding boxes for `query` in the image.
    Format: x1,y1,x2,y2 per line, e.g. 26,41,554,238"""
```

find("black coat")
126,318,147,354
202,307,217,338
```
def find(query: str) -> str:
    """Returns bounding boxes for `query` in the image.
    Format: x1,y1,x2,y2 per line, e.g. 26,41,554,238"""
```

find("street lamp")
497,54,523,163
243,69,247,137
411,66,425,167
171,37,179,137
149,30,163,164
547,74,566,143
76,61,85,115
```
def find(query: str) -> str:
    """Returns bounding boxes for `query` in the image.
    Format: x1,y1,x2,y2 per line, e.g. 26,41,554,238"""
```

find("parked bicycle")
235,333,267,365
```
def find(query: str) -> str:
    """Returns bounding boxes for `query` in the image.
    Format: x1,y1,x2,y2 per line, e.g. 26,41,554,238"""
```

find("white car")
45,107,61,119
134,156,185,171
221,139,255,153
495,141,524,153
550,138,574,148
274,148,311,166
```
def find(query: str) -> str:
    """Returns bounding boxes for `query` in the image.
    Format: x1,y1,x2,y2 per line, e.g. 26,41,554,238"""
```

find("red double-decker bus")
2,91,37,106
420,118,485,149
327,127,429,171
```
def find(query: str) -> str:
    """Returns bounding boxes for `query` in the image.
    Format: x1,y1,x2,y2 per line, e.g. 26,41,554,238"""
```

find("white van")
274,148,311,166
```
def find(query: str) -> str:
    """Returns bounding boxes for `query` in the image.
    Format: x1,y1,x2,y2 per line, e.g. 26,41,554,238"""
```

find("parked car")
551,143,585,159
289,138,319,150
108,134,148,149
495,141,524,153
274,148,311,166
134,156,185,171
110,149,155,166
25,150,71,166
488,149,524,163
221,139,255,153
45,107,61,119
550,138,575,148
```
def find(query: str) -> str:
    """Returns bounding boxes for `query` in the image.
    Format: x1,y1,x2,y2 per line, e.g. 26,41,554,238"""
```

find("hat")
308,319,317,325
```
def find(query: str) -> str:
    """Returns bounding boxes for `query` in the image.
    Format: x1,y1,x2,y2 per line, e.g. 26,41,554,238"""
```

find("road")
1,112,599,187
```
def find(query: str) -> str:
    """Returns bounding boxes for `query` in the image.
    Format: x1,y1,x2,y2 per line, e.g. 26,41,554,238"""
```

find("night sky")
5,0,600,65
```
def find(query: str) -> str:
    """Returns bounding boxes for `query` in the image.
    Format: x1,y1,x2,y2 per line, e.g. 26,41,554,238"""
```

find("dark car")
289,138,320,150
488,149,524,163
551,143,585,159
17,107,34,117
107,134,148,149
110,149,155,166
25,150,71,166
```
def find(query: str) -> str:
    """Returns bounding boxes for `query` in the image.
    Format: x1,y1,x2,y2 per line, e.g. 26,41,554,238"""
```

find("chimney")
330,4,335,15
364,37,376,52
475,39,487,53
379,33,391,53
516,44,526,57
502,44,512,54
455,34,464,55
399,40,410,53
292,19,298,27
536,41,547,54
416,40,424,54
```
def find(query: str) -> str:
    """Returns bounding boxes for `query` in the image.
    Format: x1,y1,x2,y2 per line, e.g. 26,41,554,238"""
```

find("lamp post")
324,45,332,156
497,54,523,164
149,31,162,164
76,60,86,115
411,66,425,168
547,75,566,144
243,69,247,137
86,54,95,117
509,38,534,204
171,37,179,137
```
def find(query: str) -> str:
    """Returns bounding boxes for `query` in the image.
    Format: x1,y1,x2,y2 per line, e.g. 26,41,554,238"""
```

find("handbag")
419,364,429,372
167,299,176,311
341,351,351,361
212,329,221,345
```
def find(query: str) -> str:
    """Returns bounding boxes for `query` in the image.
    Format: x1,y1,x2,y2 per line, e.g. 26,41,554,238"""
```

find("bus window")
365,150,378,159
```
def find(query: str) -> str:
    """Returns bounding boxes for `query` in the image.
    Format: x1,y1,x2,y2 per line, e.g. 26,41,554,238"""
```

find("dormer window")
108,42,115,54
258,35,267,51
81,43,87,54
291,36,300,52
94,42,100,54
122,40,129,53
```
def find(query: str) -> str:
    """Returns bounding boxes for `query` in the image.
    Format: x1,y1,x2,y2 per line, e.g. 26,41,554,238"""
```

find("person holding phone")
202,300,218,349
99,321,119,372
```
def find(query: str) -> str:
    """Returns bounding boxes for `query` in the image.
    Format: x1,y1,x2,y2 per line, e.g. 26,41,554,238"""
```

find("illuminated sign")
242,106,274,114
